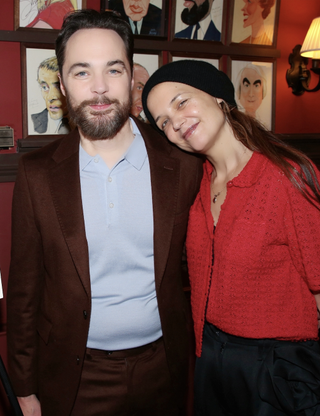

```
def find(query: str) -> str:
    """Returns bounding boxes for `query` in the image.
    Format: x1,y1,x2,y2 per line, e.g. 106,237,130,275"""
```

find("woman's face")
241,0,264,28
147,82,225,155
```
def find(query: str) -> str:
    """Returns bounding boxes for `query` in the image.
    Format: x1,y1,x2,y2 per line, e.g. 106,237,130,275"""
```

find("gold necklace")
212,189,224,204
211,149,249,204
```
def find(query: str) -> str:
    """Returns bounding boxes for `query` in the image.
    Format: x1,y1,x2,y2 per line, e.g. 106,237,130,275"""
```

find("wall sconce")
286,17,320,95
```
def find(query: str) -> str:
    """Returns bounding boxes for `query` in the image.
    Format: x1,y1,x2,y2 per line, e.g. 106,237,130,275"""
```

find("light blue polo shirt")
80,120,162,350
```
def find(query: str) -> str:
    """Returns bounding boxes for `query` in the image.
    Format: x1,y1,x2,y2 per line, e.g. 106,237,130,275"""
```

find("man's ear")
58,73,66,97
131,76,134,91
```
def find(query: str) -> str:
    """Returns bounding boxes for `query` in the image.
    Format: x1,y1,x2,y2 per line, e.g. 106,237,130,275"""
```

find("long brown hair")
222,102,320,207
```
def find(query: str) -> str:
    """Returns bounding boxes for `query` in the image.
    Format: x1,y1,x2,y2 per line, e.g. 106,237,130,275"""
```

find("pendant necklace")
211,148,249,204
213,189,223,204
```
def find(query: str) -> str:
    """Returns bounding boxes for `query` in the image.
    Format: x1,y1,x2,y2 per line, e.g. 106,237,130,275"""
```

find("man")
7,10,202,416
236,63,266,119
31,56,70,134
175,0,220,41
108,0,162,35
131,62,149,120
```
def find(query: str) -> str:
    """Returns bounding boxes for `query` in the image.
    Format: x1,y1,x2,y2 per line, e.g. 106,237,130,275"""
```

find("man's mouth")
49,105,61,112
134,103,143,112
89,103,112,111
129,5,143,13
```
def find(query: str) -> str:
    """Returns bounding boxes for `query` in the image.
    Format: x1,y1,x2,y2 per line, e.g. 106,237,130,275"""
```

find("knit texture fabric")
186,152,320,357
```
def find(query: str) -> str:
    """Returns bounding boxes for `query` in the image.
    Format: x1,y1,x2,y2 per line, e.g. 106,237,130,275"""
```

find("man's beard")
181,0,210,26
66,95,132,141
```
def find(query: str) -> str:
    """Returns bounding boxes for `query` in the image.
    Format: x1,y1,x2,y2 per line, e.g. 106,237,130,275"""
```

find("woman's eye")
179,99,187,108
161,120,168,130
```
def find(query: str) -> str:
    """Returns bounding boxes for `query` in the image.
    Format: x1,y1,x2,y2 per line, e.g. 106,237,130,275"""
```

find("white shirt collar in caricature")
191,12,213,40
47,115,63,134
129,18,143,34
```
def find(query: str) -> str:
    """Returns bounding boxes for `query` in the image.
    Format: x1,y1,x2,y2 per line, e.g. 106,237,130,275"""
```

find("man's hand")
18,394,41,416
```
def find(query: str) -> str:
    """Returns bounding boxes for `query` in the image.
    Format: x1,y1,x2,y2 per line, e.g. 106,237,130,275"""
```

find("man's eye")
110,69,121,75
76,71,87,77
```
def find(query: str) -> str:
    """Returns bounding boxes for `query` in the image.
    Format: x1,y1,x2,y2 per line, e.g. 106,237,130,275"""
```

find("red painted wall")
275,1,320,133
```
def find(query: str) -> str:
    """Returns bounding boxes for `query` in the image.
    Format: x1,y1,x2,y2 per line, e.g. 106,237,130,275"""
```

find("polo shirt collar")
79,118,146,172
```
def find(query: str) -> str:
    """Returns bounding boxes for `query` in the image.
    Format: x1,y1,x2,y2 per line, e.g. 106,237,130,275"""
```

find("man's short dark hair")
56,9,134,78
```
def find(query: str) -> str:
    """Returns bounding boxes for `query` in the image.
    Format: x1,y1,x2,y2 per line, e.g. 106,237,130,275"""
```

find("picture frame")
172,0,226,42
101,0,167,38
15,0,87,31
169,53,221,70
229,58,276,130
21,43,72,140
132,52,161,121
229,0,281,47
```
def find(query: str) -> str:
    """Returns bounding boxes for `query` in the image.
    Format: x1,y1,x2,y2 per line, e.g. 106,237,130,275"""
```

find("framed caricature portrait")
101,0,166,37
231,59,275,130
231,0,280,47
173,0,224,41
21,44,71,139
132,53,160,121
15,0,87,30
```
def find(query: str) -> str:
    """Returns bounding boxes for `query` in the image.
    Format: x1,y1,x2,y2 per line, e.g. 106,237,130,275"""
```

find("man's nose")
48,87,58,101
91,74,109,95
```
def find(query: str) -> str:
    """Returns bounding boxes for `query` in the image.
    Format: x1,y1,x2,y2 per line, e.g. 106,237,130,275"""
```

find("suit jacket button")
83,310,87,319
76,356,80,365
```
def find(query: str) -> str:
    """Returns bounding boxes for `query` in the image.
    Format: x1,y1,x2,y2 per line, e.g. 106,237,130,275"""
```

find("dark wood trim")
0,134,319,183
0,153,22,183
281,133,320,166
0,30,281,58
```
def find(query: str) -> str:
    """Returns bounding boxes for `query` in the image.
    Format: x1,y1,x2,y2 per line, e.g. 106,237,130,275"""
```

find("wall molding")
0,30,281,58
1,134,319,183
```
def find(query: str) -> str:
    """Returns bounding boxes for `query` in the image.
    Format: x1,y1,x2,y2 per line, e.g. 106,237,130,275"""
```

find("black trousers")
195,322,320,416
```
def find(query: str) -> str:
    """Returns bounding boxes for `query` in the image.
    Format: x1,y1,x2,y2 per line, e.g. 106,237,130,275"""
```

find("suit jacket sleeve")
7,156,43,396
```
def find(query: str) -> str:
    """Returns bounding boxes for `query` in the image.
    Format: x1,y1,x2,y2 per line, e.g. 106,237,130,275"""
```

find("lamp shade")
300,17,320,59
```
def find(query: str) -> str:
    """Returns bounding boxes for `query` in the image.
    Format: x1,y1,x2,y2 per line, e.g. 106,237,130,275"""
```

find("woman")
240,0,275,45
142,59,320,416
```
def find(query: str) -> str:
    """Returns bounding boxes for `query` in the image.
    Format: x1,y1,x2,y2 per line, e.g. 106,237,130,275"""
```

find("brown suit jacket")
7,119,203,415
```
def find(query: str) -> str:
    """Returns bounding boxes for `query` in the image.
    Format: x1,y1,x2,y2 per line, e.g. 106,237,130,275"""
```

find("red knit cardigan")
186,152,320,357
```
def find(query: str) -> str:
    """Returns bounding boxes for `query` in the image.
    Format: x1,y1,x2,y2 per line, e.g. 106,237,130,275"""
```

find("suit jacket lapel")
137,120,180,290
47,130,91,296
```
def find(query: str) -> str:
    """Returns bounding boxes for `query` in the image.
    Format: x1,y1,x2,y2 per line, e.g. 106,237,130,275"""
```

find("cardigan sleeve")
284,173,320,293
